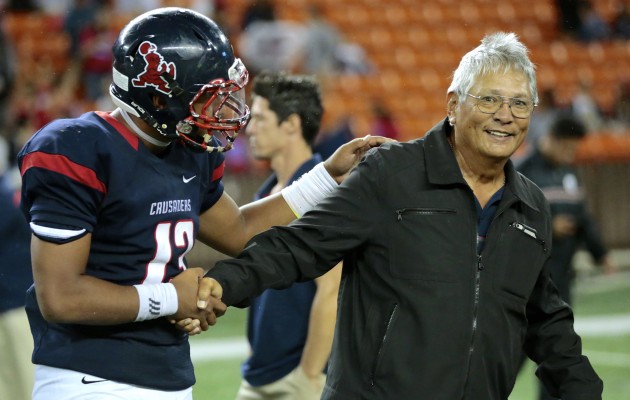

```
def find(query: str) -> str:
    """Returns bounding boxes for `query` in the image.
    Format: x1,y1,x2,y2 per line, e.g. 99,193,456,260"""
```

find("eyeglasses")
466,93,536,119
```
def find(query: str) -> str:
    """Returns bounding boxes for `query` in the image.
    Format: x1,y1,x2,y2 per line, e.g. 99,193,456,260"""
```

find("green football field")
190,270,630,400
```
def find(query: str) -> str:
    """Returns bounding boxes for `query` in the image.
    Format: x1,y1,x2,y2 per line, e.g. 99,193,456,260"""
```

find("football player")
18,8,387,399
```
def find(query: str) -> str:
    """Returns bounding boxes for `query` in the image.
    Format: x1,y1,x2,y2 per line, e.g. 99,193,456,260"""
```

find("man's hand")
197,277,224,310
552,214,577,239
599,254,618,275
324,135,396,183
170,268,227,333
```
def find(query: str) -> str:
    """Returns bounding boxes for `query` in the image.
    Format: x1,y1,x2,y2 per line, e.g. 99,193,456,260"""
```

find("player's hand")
172,317,203,335
324,135,395,184
171,267,206,319
197,277,224,310
171,295,227,336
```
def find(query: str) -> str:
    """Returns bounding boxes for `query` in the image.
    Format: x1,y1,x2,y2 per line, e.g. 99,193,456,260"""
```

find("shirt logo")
131,41,176,95
183,175,196,183
81,377,108,384
149,199,192,215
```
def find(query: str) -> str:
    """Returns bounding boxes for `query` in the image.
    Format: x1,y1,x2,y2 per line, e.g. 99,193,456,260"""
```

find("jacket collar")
423,118,540,212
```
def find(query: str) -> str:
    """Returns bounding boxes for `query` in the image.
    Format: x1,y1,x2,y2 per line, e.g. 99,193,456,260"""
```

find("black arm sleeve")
206,149,385,307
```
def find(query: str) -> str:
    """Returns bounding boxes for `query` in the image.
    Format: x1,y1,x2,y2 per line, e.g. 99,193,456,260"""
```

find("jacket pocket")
369,303,398,387
492,221,548,300
390,208,463,281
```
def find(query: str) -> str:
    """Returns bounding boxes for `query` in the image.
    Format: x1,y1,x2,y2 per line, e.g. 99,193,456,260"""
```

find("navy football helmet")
110,7,249,152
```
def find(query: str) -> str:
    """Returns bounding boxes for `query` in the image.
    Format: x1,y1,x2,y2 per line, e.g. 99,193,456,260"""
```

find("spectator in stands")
333,42,375,75
0,11,16,139
516,114,616,400
6,0,38,12
571,79,603,131
77,4,117,102
236,71,341,400
299,5,341,77
611,1,630,40
612,81,630,127
63,0,99,58
577,0,610,42
555,0,586,39
237,17,306,75
240,0,276,32
527,88,562,147
369,100,400,140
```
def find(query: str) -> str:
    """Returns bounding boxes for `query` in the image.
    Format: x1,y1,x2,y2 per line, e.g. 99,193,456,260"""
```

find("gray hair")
447,32,538,105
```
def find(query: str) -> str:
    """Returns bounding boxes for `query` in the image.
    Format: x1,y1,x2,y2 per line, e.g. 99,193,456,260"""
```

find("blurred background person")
0,137,34,400
236,71,341,400
237,0,305,75
0,9,15,138
571,79,603,132
611,1,630,40
298,4,341,77
517,114,616,306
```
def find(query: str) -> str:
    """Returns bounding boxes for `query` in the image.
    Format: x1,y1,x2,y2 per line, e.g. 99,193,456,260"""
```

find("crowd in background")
557,0,630,42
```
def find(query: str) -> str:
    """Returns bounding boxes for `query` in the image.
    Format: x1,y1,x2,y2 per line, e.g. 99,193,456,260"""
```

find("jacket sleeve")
206,149,386,307
523,212,603,399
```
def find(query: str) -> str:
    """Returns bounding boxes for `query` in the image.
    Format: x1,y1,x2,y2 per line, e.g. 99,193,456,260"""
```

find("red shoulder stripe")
21,152,107,194
95,111,139,150
212,161,225,182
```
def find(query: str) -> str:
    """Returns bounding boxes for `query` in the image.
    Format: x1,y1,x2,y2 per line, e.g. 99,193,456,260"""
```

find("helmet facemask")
177,59,250,153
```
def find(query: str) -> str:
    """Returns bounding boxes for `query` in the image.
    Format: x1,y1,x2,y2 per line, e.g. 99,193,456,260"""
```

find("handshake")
168,267,225,335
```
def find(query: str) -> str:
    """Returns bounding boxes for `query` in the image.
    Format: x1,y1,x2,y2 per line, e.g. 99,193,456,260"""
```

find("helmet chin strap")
119,108,171,147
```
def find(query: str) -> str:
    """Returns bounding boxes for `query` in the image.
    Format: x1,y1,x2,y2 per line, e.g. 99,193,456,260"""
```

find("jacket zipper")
509,222,548,252
370,303,398,387
461,254,483,399
396,208,456,221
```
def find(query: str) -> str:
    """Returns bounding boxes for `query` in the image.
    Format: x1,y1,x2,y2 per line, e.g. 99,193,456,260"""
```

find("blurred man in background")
517,114,616,306
236,72,341,400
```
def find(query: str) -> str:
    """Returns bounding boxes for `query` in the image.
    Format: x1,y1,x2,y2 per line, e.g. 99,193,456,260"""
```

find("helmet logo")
131,41,177,95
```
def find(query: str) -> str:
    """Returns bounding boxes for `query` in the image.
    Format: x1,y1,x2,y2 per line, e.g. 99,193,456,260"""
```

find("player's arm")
31,233,218,325
197,135,394,257
196,191,294,257
300,262,342,383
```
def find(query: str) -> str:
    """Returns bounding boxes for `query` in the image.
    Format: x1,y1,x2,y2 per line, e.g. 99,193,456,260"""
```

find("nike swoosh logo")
81,377,108,384
182,175,196,183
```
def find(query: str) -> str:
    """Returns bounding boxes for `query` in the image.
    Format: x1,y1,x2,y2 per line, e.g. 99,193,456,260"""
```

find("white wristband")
133,283,179,322
281,162,338,218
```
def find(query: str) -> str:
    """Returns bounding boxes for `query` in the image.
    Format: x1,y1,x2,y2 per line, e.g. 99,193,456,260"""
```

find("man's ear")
284,113,302,134
446,92,458,125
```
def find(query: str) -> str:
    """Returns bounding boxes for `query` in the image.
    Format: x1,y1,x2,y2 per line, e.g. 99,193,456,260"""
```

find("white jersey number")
143,220,194,284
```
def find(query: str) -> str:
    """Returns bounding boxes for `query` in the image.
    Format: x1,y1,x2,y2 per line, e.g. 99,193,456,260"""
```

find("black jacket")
209,120,603,400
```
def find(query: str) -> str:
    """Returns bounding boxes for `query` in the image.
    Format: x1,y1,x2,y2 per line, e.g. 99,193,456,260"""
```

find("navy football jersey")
18,111,225,390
